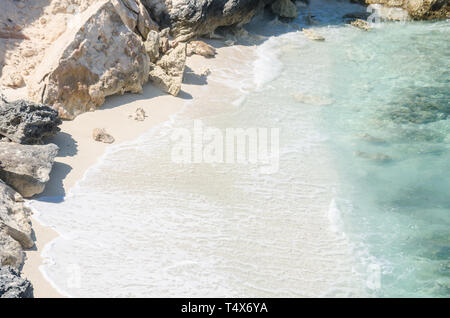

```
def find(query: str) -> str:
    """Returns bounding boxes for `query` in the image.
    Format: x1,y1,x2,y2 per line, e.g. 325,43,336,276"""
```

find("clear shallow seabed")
29,1,449,297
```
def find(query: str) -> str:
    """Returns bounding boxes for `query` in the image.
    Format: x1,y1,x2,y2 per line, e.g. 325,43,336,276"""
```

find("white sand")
3,44,256,297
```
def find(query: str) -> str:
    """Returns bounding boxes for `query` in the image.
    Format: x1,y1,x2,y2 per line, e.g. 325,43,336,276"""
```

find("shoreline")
11,43,256,298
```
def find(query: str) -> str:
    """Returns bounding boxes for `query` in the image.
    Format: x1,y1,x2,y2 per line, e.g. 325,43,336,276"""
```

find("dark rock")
142,0,277,41
0,266,33,298
0,96,61,145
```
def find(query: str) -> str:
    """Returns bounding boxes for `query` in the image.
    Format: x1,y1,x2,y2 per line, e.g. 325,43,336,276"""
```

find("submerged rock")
0,97,61,145
28,1,150,120
93,128,115,144
354,150,392,163
0,180,33,269
0,266,33,298
302,28,325,41
271,0,299,19
350,19,372,30
0,143,59,198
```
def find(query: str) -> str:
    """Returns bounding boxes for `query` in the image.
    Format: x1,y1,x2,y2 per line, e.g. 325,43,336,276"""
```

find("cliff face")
142,0,277,41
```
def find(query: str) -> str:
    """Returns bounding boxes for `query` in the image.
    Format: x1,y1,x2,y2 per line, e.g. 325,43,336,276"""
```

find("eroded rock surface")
0,266,33,298
0,142,59,198
28,1,150,120
0,180,33,269
0,96,61,144
365,0,449,20
271,0,299,18
142,0,276,41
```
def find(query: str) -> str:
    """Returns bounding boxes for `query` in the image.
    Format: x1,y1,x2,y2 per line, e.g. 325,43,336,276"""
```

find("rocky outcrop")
0,96,61,145
271,0,298,18
0,180,33,269
365,0,449,20
28,1,150,120
142,0,276,41
0,142,59,198
0,266,33,298
149,42,187,96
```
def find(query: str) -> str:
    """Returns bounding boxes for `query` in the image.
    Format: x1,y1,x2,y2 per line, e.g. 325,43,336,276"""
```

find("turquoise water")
29,1,449,297
322,21,450,297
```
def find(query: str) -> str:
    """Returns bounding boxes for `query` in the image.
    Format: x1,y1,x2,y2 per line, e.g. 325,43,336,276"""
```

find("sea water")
29,0,449,297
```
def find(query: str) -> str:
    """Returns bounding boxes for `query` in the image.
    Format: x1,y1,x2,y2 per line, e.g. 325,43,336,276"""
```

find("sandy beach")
5,43,255,297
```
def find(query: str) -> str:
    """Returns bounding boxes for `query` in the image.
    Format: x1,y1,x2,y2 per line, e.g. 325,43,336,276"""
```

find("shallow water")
30,0,449,297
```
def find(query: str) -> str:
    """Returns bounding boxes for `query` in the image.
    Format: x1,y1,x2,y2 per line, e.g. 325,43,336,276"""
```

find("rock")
359,133,386,144
354,150,392,163
350,19,372,30
0,266,33,298
302,28,325,41
271,0,299,19
187,41,216,58
28,1,150,120
144,30,161,63
365,0,449,20
129,107,147,121
0,180,32,269
0,143,59,198
137,0,159,38
1,66,24,88
142,0,274,41
93,128,115,144
149,42,187,96
200,68,211,77
159,28,170,55
292,93,333,105
0,97,61,145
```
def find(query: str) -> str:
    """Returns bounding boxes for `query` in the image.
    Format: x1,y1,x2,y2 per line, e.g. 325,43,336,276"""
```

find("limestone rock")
129,108,147,121
149,42,187,96
28,1,150,120
271,0,299,19
0,97,62,145
365,0,449,20
302,28,325,41
142,0,275,41
93,128,115,144
350,19,372,30
0,143,59,198
187,41,216,58
144,30,161,63
0,180,33,269
0,266,33,298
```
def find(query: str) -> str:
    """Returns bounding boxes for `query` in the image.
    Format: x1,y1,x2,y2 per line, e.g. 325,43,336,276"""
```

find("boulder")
187,41,217,58
142,0,275,41
0,180,32,269
93,128,115,144
271,0,299,19
28,1,150,120
365,0,449,20
0,266,33,298
0,96,61,145
0,143,59,198
148,42,187,96
350,19,372,30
